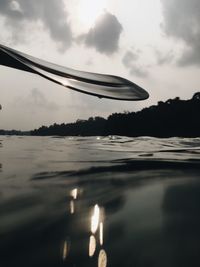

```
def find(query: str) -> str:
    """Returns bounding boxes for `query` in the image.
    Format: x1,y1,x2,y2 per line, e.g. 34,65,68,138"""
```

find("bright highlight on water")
0,44,149,101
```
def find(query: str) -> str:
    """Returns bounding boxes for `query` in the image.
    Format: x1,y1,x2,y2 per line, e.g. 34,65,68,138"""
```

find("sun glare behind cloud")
77,0,108,28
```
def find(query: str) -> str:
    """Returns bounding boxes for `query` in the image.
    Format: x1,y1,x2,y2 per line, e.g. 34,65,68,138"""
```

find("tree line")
30,92,200,137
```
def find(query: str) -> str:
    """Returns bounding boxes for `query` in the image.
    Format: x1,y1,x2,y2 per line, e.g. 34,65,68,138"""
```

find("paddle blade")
0,44,149,101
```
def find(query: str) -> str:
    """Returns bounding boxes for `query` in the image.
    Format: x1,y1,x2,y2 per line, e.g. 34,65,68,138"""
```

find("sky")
0,0,200,130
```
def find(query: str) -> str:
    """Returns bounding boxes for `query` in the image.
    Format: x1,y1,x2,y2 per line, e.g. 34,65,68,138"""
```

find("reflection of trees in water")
162,181,200,267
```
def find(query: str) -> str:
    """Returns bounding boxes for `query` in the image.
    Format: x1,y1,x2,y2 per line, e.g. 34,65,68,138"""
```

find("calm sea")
0,136,200,267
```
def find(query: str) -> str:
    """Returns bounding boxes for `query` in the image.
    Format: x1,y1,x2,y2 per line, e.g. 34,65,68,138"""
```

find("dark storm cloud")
0,0,72,50
161,0,200,66
122,50,148,77
84,12,123,55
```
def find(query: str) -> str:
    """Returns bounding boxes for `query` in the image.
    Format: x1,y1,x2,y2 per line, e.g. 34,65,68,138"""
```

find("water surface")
0,136,200,267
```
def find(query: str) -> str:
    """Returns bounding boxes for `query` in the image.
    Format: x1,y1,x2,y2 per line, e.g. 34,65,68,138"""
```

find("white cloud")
155,49,174,65
122,50,148,77
0,0,73,51
161,0,200,66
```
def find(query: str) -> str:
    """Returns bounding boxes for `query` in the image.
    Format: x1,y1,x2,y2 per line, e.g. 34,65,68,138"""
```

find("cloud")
85,59,93,66
122,50,140,68
155,49,174,65
122,50,148,77
161,0,200,66
15,88,59,111
0,0,72,50
83,12,123,55
31,88,59,110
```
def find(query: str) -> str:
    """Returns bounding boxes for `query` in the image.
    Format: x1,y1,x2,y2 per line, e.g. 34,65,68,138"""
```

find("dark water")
0,136,200,267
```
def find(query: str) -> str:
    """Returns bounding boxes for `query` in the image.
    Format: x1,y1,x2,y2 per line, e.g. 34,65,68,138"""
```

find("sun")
77,0,107,28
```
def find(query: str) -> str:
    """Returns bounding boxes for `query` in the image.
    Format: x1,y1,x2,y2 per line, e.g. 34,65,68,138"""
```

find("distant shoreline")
1,93,200,138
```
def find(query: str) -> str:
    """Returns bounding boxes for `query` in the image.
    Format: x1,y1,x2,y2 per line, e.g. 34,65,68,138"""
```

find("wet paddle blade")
0,44,149,101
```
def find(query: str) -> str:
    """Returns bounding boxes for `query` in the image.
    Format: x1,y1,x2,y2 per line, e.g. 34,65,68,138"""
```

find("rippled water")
0,136,200,267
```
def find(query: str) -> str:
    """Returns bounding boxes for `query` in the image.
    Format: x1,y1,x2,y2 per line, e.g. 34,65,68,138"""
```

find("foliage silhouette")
30,93,200,137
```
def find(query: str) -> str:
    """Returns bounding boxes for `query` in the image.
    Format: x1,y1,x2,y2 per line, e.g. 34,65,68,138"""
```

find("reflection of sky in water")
89,235,96,257
0,136,200,266
98,250,107,267
59,178,200,267
91,204,100,234
62,240,69,260
99,222,103,246
62,188,107,266
70,188,78,200
70,200,75,214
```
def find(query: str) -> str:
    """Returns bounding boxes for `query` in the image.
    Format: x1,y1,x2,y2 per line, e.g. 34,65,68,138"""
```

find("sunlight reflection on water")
0,136,200,267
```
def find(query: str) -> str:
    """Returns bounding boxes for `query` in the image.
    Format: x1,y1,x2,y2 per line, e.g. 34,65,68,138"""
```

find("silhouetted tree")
30,93,200,137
